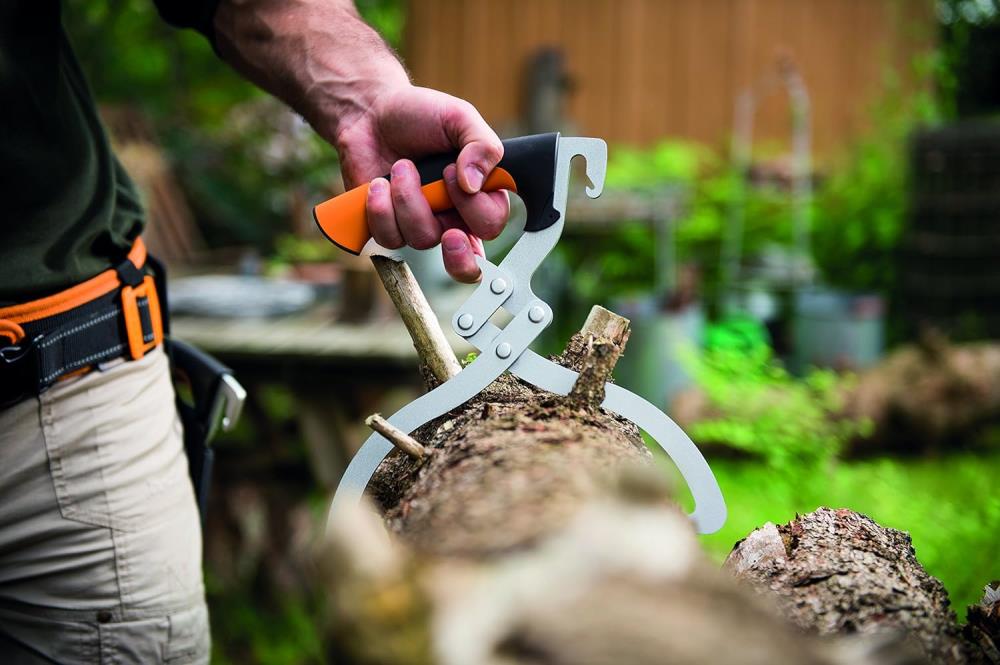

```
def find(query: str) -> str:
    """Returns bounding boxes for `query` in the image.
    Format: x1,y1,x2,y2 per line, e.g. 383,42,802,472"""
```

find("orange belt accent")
0,238,163,360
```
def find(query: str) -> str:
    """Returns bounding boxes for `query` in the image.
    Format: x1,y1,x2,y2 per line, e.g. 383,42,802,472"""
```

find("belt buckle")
0,335,41,408
121,276,164,361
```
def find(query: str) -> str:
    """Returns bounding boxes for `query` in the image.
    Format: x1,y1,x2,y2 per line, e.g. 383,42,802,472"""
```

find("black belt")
0,254,166,409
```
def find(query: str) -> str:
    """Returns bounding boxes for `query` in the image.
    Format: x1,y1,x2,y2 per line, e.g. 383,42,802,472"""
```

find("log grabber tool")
313,133,726,534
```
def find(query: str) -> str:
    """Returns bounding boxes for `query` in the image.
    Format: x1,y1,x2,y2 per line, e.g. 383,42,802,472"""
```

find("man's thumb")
456,137,503,194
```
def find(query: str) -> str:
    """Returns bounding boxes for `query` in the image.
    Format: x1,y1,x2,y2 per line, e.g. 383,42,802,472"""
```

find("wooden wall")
402,0,935,160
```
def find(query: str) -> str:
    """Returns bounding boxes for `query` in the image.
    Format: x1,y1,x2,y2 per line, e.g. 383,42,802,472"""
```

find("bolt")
528,305,546,323
496,342,512,359
457,313,474,330
490,278,508,295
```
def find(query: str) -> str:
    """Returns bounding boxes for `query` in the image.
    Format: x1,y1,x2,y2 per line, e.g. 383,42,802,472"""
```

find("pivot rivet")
528,306,546,323
490,278,508,295
496,342,512,359
457,313,474,330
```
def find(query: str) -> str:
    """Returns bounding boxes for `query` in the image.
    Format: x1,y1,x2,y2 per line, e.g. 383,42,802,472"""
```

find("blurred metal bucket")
792,288,884,372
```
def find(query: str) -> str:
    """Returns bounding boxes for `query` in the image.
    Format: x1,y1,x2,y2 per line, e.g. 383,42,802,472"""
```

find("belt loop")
0,320,25,345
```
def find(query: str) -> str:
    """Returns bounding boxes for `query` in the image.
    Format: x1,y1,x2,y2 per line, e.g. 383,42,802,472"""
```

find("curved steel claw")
553,137,608,213
328,134,727,537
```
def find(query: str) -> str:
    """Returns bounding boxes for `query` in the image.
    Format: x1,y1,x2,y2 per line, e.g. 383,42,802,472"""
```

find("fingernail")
391,160,408,179
443,164,457,184
369,178,385,194
442,233,467,252
464,165,485,192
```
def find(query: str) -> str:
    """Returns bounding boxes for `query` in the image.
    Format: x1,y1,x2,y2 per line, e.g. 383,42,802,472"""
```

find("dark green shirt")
0,0,217,304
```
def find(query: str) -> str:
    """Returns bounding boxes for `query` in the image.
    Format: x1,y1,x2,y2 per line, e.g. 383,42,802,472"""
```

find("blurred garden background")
65,0,1000,662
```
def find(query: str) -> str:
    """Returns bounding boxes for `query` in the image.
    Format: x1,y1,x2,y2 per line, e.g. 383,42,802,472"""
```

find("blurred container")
902,122,1000,341
792,288,884,372
611,295,704,411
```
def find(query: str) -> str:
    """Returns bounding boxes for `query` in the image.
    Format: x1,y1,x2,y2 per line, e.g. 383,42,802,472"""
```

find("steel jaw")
329,134,726,535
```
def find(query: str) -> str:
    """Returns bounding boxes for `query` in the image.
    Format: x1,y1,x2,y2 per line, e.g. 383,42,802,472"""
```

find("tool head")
555,136,608,205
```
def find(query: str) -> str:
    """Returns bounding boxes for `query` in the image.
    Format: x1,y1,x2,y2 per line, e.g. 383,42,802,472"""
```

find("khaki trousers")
0,347,209,663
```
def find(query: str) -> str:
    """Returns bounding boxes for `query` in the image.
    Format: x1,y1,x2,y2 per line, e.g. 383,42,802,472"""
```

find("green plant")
604,140,709,191
682,318,870,491
559,141,799,312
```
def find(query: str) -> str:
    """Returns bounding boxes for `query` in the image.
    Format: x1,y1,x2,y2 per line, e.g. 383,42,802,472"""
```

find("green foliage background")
64,0,401,250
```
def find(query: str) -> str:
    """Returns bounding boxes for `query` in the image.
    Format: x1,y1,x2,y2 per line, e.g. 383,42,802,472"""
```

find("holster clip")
121,276,164,361
0,336,41,408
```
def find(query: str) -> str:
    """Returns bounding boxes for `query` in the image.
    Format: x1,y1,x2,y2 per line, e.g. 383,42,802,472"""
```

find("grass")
675,451,1000,619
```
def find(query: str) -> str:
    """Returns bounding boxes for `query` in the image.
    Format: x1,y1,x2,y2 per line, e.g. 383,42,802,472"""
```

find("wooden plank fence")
403,0,934,159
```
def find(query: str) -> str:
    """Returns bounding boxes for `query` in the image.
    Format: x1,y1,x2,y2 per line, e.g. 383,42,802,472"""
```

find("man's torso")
0,1,145,304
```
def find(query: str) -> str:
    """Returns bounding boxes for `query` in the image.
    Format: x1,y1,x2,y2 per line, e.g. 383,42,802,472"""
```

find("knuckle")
400,218,440,250
366,196,391,218
478,219,505,241
409,233,438,250
443,100,476,128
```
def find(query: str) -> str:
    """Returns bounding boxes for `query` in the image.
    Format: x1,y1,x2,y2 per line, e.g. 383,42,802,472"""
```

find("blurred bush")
560,64,946,320
66,0,401,254
683,317,870,480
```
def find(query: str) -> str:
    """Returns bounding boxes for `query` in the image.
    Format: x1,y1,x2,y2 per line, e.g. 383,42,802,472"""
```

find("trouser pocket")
41,348,188,531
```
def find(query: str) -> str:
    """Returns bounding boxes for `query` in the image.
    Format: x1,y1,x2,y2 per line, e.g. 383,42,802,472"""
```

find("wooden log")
371,305,646,557
726,507,980,663
317,312,983,665
322,472,846,665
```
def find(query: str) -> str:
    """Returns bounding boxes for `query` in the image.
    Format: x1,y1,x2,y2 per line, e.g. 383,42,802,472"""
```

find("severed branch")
371,256,462,385
365,413,427,460
567,305,632,406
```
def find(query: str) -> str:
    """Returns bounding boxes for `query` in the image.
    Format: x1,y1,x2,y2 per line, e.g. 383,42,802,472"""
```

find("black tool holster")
152,258,243,525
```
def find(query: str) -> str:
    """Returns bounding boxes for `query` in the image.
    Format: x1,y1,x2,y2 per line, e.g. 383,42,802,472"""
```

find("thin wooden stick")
365,413,427,460
371,256,462,384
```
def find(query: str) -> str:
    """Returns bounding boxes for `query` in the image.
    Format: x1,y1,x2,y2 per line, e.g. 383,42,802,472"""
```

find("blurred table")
171,311,473,491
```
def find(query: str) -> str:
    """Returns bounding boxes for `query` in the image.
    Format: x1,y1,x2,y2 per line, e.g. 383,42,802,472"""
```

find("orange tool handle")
313,168,517,255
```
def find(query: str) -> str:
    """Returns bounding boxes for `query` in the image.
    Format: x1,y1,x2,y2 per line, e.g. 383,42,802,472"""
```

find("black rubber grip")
390,133,561,233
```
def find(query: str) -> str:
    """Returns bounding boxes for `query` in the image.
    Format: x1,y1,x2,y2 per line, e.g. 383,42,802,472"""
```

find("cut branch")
365,413,427,460
568,306,631,406
371,256,461,385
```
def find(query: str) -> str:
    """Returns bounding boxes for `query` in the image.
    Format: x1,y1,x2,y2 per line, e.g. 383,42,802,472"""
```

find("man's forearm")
213,0,410,146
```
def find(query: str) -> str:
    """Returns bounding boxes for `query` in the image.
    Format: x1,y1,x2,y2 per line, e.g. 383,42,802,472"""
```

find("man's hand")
336,85,509,282
214,0,509,282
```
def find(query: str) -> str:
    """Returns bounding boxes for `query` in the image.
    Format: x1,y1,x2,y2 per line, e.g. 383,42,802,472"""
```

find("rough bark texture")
369,307,648,558
964,583,1000,664
567,305,631,406
726,508,977,663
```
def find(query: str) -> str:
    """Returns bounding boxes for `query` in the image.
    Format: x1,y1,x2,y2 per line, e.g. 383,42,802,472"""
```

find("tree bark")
369,306,647,558
726,508,994,664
